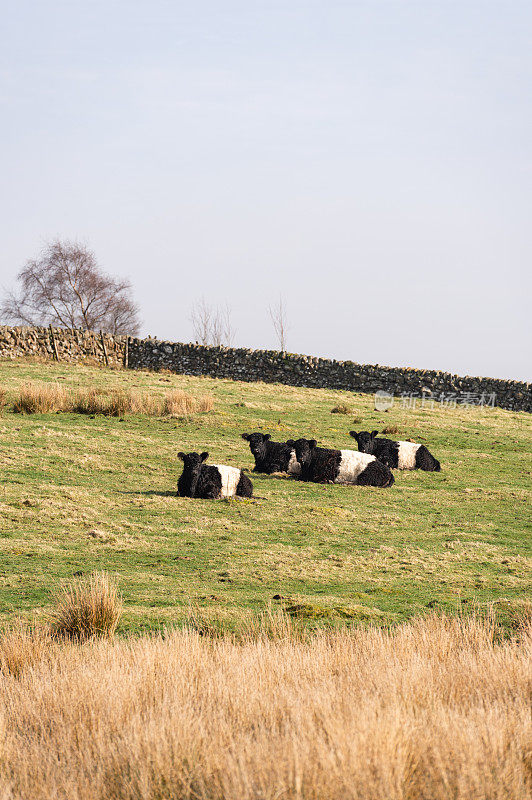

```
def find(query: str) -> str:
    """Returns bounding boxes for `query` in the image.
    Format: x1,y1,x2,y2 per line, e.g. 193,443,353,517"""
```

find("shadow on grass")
118,489,266,503
251,472,299,481
118,490,177,498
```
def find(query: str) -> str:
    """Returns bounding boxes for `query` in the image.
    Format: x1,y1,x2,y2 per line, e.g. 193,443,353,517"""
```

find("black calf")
350,431,441,471
287,438,394,488
241,432,299,474
178,452,253,499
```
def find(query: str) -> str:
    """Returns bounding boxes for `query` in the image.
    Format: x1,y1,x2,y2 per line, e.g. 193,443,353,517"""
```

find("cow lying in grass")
178,452,253,499
350,431,441,472
286,438,394,487
241,433,301,475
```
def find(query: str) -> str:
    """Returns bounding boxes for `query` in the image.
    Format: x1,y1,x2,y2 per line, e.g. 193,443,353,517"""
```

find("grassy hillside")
0,358,530,634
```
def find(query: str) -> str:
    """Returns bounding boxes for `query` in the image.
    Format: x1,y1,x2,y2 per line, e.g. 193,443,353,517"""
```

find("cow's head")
178,450,209,472
241,432,271,458
286,438,317,467
349,430,379,454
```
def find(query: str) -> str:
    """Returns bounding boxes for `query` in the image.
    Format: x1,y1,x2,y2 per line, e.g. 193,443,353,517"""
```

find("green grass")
0,358,530,634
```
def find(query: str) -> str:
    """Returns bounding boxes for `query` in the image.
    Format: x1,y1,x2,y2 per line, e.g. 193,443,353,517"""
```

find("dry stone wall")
0,325,126,365
128,339,531,413
0,326,530,413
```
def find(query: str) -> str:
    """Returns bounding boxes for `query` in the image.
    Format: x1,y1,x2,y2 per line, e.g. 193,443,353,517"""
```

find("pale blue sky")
1,1,531,380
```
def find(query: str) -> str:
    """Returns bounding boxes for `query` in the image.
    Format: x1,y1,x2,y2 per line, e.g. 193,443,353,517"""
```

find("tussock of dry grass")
11,382,213,417
13,382,69,413
331,403,351,414
0,614,530,799
382,424,401,435
50,572,122,642
163,388,213,416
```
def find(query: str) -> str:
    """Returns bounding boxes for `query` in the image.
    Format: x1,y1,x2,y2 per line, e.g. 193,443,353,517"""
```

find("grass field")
0,358,530,634
2,614,530,800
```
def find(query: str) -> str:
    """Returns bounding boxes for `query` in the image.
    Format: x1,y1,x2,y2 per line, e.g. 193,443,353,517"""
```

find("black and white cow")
177,451,253,499
241,433,301,476
350,431,441,472
286,438,394,487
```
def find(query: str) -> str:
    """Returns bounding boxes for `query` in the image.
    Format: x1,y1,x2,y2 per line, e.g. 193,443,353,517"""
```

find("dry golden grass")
72,386,134,417
0,613,530,800
130,390,163,416
0,621,54,678
163,387,214,416
13,381,69,413
70,385,113,415
50,572,122,642
10,382,213,417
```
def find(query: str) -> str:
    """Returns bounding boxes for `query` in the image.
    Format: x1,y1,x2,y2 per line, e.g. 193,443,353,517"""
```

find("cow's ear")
264,434,271,441
309,439,318,449
371,430,379,438
200,451,209,462
349,431,358,440
241,433,250,440
286,439,295,447
178,452,186,461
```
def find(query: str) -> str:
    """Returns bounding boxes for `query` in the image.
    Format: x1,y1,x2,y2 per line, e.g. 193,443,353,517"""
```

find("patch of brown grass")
72,386,150,416
50,572,122,642
382,424,400,435
13,382,69,413
0,614,530,799
331,403,351,414
163,388,213,416
129,391,163,416
70,386,111,415
0,622,53,678
11,382,213,417
98,388,131,417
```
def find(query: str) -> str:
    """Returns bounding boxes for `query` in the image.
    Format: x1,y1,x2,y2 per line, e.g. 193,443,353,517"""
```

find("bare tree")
1,240,141,335
191,299,235,347
212,303,236,347
269,295,288,352
190,298,212,345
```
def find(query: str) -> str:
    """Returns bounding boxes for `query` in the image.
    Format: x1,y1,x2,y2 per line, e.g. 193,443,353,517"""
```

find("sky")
1,1,531,381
